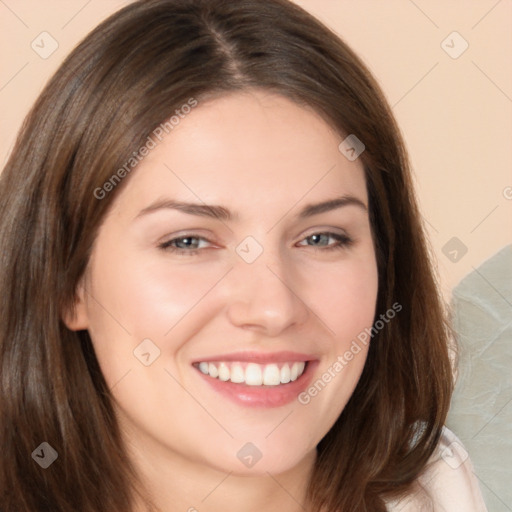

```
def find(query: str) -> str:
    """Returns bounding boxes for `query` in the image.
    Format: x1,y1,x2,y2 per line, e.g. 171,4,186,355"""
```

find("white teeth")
290,363,298,381
218,362,230,381
245,363,263,386
230,363,245,383
291,362,305,382
196,360,307,386
280,364,291,384
263,364,281,386
208,362,218,378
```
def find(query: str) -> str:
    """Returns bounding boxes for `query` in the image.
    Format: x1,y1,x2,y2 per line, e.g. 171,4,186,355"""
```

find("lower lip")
194,361,319,408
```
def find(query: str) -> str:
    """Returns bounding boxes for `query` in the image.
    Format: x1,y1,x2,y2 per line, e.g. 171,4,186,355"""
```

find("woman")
0,0,487,510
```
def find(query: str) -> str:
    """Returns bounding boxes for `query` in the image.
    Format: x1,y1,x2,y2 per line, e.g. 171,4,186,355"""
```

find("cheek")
295,251,378,416
302,252,379,347
89,249,225,334
84,246,231,383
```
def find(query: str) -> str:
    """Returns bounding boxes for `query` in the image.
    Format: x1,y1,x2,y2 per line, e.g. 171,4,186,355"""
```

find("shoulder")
385,426,488,511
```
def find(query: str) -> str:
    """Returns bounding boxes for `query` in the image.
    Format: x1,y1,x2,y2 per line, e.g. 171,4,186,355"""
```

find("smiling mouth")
192,361,308,386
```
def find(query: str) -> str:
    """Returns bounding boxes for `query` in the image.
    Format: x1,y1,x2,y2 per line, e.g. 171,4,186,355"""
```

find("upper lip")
192,350,316,364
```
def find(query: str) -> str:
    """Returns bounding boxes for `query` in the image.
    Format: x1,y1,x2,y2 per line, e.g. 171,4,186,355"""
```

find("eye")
158,235,211,255
297,231,353,251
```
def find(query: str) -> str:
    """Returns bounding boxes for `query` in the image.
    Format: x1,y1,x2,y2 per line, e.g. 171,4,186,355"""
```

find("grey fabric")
447,244,512,511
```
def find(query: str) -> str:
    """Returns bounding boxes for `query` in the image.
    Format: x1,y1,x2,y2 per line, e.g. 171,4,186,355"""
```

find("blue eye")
298,232,353,251
158,231,353,256
158,235,209,255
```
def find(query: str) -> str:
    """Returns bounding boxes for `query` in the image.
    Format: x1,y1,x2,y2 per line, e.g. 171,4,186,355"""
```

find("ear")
62,279,89,331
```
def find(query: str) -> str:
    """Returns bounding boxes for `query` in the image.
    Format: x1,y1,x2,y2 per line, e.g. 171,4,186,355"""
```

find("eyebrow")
135,194,367,222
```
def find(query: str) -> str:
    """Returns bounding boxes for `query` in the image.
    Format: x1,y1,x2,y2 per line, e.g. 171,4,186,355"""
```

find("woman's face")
67,89,378,476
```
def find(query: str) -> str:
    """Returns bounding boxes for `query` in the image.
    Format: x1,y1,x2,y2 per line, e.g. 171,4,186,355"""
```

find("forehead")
110,89,367,218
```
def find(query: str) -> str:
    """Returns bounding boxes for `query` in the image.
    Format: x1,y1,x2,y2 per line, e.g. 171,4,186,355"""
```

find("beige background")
0,0,511,301
0,2,511,510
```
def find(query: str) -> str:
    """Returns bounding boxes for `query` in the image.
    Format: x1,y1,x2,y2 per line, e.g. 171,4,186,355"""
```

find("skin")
65,89,378,512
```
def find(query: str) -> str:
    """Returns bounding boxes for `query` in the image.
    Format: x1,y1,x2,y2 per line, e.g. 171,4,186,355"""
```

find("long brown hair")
0,0,454,510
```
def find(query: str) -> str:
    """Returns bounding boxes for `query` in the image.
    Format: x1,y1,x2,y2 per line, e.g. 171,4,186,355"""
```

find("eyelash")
158,231,353,256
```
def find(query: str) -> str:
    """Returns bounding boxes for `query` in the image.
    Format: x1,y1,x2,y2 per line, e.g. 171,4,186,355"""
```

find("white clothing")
385,426,488,511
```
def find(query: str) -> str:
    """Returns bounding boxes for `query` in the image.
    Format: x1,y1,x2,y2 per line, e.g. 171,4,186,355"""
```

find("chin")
202,439,316,477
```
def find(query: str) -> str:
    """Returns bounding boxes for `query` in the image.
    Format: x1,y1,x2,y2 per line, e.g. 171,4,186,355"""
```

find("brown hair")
0,0,454,510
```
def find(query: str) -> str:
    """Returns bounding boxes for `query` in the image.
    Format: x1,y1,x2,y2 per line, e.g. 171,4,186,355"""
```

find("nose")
224,249,310,337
